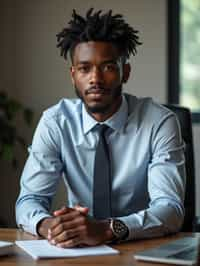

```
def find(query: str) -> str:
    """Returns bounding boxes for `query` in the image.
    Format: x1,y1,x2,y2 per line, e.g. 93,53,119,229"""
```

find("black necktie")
93,124,111,219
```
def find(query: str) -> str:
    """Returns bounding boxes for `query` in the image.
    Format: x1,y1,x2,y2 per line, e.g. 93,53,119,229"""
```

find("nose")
89,66,103,85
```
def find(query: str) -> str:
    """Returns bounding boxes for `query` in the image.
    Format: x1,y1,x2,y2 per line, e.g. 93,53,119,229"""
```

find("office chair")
164,104,195,232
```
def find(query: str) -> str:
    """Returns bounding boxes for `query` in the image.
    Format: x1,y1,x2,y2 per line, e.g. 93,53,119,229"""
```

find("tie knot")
98,124,109,136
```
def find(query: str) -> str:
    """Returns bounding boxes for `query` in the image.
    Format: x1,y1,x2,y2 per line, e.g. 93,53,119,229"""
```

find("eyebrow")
75,59,118,65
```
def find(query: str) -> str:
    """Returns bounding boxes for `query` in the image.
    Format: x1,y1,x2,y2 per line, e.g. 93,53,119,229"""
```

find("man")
16,8,185,248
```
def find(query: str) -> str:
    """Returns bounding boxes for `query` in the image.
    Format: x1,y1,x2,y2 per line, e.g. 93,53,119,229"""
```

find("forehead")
72,41,120,64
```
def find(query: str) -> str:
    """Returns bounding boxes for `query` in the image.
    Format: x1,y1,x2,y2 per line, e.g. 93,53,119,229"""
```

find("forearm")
118,201,184,240
16,197,52,235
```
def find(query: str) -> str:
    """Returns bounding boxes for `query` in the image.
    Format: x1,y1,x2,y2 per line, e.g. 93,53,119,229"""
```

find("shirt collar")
82,94,128,134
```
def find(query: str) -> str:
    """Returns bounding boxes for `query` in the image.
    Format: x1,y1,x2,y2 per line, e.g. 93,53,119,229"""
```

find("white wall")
1,0,200,226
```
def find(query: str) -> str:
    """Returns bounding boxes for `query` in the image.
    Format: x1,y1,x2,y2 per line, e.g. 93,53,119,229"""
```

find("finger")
56,236,82,248
50,213,85,238
49,229,78,245
74,205,89,215
54,205,89,216
48,215,73,239
47,216,67,240
52,209,80,228
53,206,73,216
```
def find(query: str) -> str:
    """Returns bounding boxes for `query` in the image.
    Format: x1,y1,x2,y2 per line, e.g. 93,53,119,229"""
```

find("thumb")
74,205,89,215
53,206,71,216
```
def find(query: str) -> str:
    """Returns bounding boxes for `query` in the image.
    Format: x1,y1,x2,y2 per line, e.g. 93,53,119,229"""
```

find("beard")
75,84,122,114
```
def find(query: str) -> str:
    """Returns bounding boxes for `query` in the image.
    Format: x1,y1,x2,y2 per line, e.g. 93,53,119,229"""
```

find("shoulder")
32,98,82,147
124,93,175,125
42,98,82,124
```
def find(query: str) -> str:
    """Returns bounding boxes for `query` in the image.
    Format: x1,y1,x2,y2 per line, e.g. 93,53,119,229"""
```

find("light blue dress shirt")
16,93,185,240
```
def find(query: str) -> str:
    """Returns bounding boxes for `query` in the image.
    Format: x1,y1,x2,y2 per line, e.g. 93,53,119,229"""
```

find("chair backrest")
164,104,195,232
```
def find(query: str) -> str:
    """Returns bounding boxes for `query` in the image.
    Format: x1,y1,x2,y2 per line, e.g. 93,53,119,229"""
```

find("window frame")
167,0,200,123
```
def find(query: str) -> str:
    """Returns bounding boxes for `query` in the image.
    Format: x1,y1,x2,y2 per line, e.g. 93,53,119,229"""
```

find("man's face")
70,41,130,121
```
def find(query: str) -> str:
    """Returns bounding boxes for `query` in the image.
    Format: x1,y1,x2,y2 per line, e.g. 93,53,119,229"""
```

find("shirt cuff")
117,215,141,241
20,213,52,236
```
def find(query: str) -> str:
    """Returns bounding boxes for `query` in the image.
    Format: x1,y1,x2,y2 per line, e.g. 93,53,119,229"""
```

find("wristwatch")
109,219,129,241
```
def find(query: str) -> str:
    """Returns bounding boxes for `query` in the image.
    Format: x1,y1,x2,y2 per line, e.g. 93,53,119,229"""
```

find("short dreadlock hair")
56,8,142,62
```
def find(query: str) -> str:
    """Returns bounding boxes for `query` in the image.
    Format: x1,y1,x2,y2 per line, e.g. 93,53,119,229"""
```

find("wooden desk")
0,229,198,266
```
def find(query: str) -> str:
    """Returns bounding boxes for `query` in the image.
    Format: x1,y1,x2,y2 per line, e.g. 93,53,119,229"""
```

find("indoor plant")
0,91,33,167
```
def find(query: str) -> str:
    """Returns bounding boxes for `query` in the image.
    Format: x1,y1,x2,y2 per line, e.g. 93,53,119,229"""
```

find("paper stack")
0,241,14,256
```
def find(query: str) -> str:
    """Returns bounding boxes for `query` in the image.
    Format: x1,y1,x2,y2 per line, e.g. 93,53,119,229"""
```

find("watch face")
111,219,128,240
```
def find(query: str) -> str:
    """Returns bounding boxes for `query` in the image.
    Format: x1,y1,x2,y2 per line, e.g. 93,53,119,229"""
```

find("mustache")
85,86,110,95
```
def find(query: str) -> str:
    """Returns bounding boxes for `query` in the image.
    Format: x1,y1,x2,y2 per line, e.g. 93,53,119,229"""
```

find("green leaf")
6,100,22,120
1,143,14,161
0,91,34,167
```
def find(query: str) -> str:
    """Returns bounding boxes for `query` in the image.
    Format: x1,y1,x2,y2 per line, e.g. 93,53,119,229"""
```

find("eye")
77,65,91,73
102,63,118,72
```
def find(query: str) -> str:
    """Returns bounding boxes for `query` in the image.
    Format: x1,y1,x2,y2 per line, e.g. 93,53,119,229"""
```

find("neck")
87,96,122,122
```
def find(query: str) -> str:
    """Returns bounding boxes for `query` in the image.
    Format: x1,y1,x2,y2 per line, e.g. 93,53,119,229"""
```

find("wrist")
37,217,53,238
99,220,115,243
108,218,129,242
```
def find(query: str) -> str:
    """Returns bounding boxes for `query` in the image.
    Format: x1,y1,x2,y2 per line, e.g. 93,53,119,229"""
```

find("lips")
89,90,104,95
86,87,110,95
85,86,110,101
88,89,107,99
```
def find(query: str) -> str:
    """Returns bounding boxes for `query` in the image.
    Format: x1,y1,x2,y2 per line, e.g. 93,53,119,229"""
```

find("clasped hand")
39,206,113,248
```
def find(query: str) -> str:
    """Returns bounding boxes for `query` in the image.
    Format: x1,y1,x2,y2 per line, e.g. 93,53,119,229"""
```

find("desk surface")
0,229,198,266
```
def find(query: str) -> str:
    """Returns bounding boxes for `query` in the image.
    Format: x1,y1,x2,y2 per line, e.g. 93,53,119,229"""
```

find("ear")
122,63,131,83
70,66,75,86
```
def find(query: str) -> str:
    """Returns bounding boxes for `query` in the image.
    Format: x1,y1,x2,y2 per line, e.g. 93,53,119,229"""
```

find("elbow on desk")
162,208,184,235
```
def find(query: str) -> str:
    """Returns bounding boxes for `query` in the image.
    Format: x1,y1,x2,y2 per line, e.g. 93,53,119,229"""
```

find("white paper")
0,241,14,256
0,241,13,247
15,239,119,260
